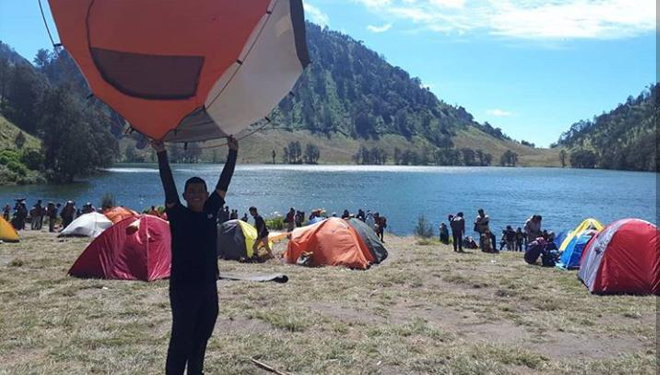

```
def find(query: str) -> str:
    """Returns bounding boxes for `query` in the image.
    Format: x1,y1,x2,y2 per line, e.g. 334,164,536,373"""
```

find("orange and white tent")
48,0,309,142
284,218,377,270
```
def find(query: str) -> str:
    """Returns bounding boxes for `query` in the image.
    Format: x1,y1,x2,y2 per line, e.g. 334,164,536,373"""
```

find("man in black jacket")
153,136,238,375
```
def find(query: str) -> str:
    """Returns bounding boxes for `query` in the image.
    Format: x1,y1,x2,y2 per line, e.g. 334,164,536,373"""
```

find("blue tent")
308,217,325,225
554,231,567,250
556,230,597,270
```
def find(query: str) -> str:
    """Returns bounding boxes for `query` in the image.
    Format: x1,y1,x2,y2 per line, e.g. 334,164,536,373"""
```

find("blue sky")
0,0,655,147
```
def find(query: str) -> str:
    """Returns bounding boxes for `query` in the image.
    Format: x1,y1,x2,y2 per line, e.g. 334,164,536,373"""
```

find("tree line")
0,44,118,183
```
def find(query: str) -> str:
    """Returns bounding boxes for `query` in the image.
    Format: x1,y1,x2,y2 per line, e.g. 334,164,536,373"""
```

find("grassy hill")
119,126,562,167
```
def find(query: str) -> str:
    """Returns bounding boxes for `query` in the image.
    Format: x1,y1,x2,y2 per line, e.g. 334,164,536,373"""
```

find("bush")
21,149,44,170
414,215,434,238
0,149,20,166
6,160,28,176
265,216,285,230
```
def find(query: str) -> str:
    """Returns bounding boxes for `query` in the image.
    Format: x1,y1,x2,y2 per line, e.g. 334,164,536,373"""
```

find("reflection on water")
1,165,656,235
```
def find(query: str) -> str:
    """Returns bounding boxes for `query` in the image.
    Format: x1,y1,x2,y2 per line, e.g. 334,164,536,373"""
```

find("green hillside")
0,115,45,184
557,84,657,171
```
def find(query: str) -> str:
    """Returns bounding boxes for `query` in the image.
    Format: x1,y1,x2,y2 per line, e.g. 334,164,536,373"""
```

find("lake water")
0,165,656,235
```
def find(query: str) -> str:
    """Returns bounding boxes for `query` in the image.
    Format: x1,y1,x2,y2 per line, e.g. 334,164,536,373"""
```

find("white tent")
59,212,112,238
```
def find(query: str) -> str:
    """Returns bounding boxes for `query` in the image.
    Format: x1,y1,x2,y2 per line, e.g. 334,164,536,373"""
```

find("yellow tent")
559,218,604,251
0,217,19,242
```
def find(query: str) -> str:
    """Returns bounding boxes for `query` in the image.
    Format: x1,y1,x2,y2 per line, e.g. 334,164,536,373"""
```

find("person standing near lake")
60,201,75,230
3,204,10,222
250,206,273,258
285,208,296,232
439,222,449,244
152,136,238,375
474,208,491,250
515,227,525,251
47,202,58,233
450,213,465,252
524,215,542,247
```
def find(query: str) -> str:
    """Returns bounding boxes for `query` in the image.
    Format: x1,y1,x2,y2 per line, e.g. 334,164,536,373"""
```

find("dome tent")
217,219,272,261
559,218,604,252
284,218,377,270
555,229,598,270
578,219,659,295
0,217,19,243
69,215,171,281
59,212,112,238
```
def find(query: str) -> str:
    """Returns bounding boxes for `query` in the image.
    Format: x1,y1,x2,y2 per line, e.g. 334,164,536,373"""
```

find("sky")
0,0,656,147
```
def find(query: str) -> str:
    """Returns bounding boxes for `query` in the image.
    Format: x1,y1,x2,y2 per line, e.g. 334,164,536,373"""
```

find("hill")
557,84,657,171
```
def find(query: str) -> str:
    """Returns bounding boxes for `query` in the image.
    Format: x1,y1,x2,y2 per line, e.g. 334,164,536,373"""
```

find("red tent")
69,215,171,281
578,219,659,295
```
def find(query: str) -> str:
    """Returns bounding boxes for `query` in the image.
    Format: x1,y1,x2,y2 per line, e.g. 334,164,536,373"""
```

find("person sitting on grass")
250,206,273,259
153,136,238,375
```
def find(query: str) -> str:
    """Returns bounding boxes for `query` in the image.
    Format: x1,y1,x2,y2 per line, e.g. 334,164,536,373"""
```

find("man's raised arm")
152,141,180,208
215,136,239,199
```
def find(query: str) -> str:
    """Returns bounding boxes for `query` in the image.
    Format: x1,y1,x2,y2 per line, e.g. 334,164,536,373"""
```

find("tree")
38,87,118,182
14,131,26,149
461,148,476,166
414,215,434,238
569,149,597,169
271,149,276,164
500,150,519,167
559,149,567,168
303,143,320,164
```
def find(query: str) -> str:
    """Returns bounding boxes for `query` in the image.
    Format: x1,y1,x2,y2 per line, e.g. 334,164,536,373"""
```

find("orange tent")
284,218,376,270
103,206,138,224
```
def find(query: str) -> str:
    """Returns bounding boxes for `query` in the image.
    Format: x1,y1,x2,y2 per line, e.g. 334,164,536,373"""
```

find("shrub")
265,216,285,230
0,149,20,166
414,215,434,238
20,149,44,170
6,160,28,176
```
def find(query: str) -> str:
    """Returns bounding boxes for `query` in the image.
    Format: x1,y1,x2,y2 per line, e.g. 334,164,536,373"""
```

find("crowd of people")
3,199,97,233
438,209,556,257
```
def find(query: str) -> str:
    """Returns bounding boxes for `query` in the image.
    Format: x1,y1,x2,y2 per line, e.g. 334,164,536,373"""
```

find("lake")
0,165,656,235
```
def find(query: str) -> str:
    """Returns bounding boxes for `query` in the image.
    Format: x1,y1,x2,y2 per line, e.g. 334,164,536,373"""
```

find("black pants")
452,231,463,252
166,282,219,375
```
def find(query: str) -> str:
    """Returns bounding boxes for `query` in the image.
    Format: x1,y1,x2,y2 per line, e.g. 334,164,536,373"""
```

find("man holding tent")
153,136,238,375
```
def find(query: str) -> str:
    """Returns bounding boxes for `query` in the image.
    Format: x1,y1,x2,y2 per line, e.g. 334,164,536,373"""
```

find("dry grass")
0,231,655,375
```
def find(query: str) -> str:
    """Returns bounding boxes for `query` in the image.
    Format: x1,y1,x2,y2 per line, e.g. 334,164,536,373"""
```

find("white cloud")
351,0,656,40
367,23,393,33
304,2,330,28
486,109,513,117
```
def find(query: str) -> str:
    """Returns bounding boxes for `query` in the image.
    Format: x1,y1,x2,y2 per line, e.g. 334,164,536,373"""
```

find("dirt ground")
0,230,656,375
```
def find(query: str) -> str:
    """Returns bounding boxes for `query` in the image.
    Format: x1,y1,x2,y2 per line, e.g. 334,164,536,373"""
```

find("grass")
0,231,655,374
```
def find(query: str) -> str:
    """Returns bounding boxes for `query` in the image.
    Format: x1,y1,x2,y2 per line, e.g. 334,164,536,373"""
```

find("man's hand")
227,136,238,151
151,140,166,153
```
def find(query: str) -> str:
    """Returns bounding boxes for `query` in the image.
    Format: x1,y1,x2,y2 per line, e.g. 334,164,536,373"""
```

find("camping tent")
578,219,659,295
103,206,138,224
284,218,377,269
555,229,598,270
69,215,171,281
0,217,19,242
559,218,604,252
59,212,112,238
217,219,260,261
347,218,388,263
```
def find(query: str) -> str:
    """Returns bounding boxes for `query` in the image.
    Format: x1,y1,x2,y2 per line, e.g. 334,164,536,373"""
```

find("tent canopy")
559,218,604,252
48,0,309,142
578,218,659,295
59,212,112,238
0,217,19,243
284,218,376,270
69,215,171,281
556,229,597,270
347,218,388,264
